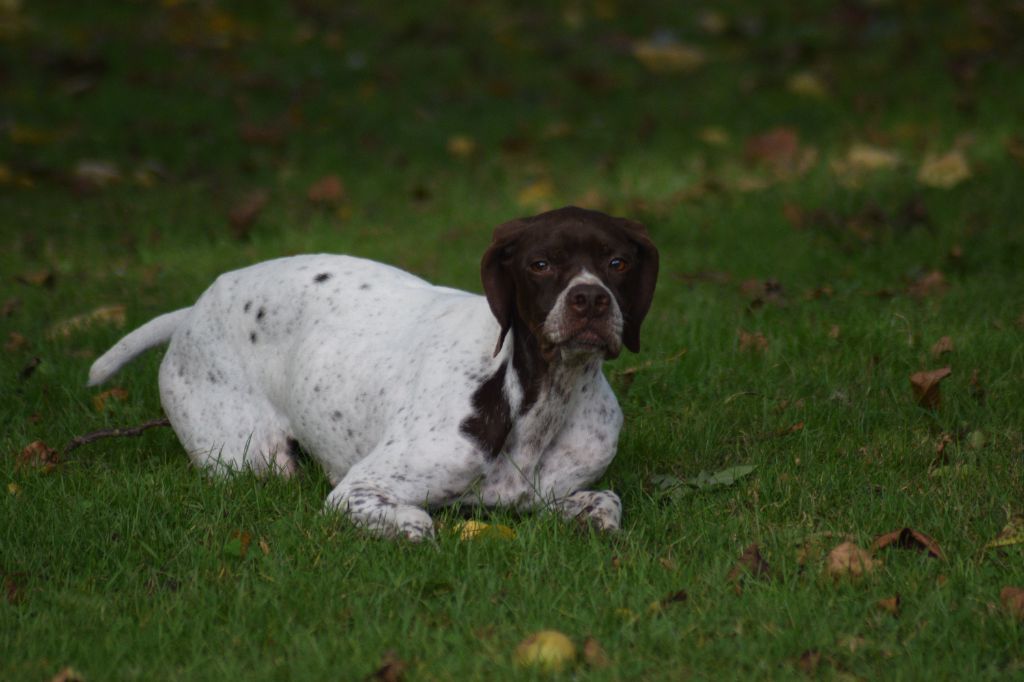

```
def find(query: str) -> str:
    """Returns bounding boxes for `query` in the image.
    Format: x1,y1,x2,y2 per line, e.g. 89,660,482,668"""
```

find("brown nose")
567,284,610,319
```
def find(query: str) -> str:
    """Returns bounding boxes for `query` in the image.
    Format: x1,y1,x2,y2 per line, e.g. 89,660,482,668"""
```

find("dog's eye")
609,257,628,273
529,260,550,273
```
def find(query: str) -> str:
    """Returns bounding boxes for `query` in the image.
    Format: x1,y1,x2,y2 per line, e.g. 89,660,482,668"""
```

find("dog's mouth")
541,324,621,361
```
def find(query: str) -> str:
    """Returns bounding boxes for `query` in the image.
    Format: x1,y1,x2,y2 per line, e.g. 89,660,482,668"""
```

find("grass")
2,0,1024,679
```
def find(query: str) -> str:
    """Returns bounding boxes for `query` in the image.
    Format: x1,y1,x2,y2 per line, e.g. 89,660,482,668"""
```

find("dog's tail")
87,308,191,386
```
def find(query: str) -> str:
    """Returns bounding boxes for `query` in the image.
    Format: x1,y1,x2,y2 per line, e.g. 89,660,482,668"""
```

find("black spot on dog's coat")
314,273,331,283
257,307,265,320
244,301,252,312
250,332,257,343
359,283,371,290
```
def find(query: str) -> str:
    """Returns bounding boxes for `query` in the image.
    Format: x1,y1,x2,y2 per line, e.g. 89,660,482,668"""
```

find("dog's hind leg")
157,334,296,476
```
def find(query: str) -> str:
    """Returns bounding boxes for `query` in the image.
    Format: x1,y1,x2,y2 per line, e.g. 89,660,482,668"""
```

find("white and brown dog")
89,206,659,539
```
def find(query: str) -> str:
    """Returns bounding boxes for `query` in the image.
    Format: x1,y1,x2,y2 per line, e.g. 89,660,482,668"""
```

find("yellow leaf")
7,482,21,496
698,126,730,146
451,519,515,540
516,179,555,210
918,150,971,189
787,72,827,98
48,304,126,339
514,630,576,672
446,135,476,159
986,515,1024,550
633,40,706,73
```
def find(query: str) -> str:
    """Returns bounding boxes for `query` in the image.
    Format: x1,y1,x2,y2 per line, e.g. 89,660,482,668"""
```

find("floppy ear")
617,218,659,353
480,218,530,356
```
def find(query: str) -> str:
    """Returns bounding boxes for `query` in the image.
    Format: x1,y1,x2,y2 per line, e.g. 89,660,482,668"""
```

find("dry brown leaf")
48,304,126,339
876,595,901,616
1001,587,1024,620
16,269,56,288
744,127,818,179
16,440,60,473
50,667,85,682
907,270,948,298
92,386,128,412
727,543,771,593
826,541,878,580
370,650,407,682
582,637,611,668
633,40,706,73
930,336,954,358
797,650,821,674
828,324,841,340
306,175,345,205
909,367,952,409
446,134,476,158
4,331,27,352
738,329,768,353
228,190,269,239
871,528,945,560
918,150,971,189
2,297,20,317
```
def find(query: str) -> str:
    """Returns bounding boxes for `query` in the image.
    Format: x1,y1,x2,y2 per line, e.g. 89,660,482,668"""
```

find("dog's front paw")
391,505,436,542
559,490,622,533
325,486,436,541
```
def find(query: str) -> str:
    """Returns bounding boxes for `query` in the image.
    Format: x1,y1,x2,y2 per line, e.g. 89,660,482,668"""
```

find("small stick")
62,417,171,456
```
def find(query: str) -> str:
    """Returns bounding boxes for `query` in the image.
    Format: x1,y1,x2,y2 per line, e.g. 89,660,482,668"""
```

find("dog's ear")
617,218,659,353
481,218,530,356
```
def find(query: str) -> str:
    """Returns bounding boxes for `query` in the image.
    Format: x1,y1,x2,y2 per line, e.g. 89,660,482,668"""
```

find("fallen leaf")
451,519,515,540
446,134,477,159
2,297,20,316
7,482,21,496
918,150,971,189
258,537,271,556
92,386,128,412
698,126,730,146
370,651,407,682
930,336,954,358
828,324,841,340
224,530,252,559
19,357,41,380
909,367,952,409
797,650,821,674
830,143,901,187
4,331,27,352
985,515,1024,550
907,270,948,298
3,572,26,604
516,179,555,210
738,329,768,352
48,304,126,339
826,541,878,580
15,269,56,288
744,127,818,179
515,630,577,672
581,637,610,668
787,71,827,98
49,667,85,682
871,528,945,560
968,368,986,404
73,159,121,189
727,543,771,593
15,441,60,473
1001,587,1024,620
650,465,756,500
632,38,706,73
877,595,901,615
228,190,269,239
306,175,345,205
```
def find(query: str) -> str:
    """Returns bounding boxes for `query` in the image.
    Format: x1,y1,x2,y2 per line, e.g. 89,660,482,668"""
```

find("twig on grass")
62,417,171,456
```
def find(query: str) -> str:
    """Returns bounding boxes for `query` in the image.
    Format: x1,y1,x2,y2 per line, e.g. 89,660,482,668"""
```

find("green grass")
3,1,1024,679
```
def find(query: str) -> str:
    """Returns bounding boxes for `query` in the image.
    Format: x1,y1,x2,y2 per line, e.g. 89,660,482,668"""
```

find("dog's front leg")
326,481,436,541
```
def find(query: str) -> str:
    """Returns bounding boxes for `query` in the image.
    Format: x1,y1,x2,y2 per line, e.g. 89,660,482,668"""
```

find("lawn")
2,1,1023,679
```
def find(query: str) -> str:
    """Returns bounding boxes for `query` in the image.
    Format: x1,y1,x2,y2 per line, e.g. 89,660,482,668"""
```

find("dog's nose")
567,284,610,319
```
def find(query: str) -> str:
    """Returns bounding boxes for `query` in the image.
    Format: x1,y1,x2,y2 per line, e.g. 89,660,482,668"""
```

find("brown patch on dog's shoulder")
460,362,512,457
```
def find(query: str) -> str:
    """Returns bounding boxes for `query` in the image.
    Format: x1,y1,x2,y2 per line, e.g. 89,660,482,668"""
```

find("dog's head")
481,206,659,361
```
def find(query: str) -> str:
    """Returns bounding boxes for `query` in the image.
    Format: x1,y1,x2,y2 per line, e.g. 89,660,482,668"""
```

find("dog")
88,206,659,540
